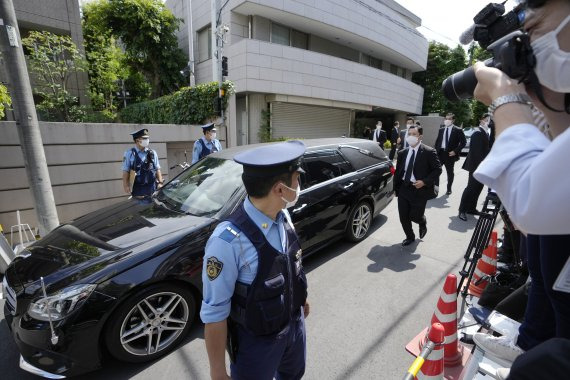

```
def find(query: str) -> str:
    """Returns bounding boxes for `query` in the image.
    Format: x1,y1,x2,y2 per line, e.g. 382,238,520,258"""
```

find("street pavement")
0,157,496,379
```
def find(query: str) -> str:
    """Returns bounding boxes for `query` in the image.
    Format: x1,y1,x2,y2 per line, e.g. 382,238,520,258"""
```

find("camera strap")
526,70,569,114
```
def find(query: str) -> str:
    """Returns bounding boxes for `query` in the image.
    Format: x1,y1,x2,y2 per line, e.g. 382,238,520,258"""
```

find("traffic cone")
416,323,445,380
468,231,498,297
420,273,462,367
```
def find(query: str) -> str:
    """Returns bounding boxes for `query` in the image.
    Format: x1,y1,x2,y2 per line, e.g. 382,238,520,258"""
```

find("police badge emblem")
206,257,223,281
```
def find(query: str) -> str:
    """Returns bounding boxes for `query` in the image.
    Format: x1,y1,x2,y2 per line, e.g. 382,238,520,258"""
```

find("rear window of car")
301,149,353,188
338,144,386,170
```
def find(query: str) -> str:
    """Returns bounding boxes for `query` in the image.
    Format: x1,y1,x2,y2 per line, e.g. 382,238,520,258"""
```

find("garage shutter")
271,103,350,139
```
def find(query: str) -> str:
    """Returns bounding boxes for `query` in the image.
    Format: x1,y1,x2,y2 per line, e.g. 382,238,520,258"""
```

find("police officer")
201,140,310,380
121,128,163,204
191,122,223,164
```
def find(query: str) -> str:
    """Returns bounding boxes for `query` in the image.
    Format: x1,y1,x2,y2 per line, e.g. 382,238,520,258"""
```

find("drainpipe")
186,0,196,86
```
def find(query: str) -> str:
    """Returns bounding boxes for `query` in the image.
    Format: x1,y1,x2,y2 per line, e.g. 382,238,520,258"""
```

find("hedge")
119,81,234,124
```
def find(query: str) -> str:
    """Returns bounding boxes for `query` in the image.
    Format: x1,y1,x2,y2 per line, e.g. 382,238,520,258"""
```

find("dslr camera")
442,2,534,101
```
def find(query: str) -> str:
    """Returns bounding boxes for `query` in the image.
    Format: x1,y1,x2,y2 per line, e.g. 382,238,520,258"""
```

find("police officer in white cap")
201,140,310,380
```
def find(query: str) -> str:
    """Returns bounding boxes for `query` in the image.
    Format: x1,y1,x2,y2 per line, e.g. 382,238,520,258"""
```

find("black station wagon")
2,138,394,378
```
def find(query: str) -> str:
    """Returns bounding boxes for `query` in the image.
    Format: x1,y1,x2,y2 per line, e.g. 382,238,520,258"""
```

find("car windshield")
156,157,243,216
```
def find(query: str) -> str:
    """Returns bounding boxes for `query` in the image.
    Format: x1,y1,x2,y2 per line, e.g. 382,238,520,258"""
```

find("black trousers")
508,338,570,380
397,184,427,239
438,152,456,191
389,145,397,160
458,171,484,213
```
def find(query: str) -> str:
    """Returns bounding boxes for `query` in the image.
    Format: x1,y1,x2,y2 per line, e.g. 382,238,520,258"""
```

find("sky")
393,0,519,48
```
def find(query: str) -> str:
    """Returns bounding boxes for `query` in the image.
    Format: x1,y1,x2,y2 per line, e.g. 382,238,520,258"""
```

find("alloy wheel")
119,292,189,356
351,203,371,239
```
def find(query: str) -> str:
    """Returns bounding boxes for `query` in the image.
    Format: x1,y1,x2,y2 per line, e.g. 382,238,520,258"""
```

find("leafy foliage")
0,83,12,119
413,42,473,127
119,81,234,124
22,31,86,121
84,0,187,99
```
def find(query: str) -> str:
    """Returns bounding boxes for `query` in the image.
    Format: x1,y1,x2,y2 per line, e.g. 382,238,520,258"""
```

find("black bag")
477,272,528,310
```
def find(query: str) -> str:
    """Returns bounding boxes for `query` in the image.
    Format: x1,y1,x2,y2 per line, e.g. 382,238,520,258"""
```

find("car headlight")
28,284,97,321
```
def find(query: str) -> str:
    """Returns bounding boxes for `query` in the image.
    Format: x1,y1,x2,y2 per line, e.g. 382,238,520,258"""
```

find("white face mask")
443,120,452,127
480,121,489,128
531,14,570,93
406,135,419,147
280,183,300,208
140,138,150,148
376,124,382,129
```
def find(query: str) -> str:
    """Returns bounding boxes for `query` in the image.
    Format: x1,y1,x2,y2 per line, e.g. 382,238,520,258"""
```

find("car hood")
7,200,213,290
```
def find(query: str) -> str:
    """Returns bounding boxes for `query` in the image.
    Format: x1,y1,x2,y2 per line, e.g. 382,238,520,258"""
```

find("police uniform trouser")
397,183,427,239
230,313,306,380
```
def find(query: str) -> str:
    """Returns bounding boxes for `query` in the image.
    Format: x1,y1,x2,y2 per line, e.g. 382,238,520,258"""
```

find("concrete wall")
0,122,227,235
415,115,444,148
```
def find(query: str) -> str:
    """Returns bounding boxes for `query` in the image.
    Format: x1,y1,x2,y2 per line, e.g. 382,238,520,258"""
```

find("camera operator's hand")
473,62,527,105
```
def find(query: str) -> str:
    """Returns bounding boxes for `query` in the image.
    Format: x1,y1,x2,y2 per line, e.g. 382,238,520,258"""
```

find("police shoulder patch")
206,256,224,281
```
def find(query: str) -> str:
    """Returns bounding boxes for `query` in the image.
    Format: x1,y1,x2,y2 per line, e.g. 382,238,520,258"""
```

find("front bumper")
4,302,104,378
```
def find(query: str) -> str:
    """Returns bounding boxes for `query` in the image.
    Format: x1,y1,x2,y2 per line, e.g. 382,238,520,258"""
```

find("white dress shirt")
372,127,382,143
403,143,420,183
474,123,570,235
441,126,452,150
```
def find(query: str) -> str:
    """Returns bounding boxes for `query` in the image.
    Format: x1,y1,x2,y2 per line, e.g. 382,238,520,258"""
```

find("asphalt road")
0,157,492,380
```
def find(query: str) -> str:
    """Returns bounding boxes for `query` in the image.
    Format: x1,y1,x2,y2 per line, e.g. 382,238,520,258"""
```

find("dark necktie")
404,150,415,182
444,128,450,150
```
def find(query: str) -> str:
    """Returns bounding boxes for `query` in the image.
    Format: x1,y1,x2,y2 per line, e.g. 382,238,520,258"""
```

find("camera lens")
442,67,478,101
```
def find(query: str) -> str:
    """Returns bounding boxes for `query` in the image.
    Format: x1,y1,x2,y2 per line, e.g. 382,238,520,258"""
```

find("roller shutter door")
271,103,350,139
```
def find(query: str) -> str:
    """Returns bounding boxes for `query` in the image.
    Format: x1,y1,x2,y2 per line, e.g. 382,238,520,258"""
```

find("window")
339,145,386,170
390,64,398,75
271,23,290,46
302,150,352,188
198,26,212,62
291,30,308,49
370,57,383,70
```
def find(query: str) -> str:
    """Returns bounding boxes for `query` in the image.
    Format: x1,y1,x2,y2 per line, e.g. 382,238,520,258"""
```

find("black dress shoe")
419,224,427,239
446,190,452,195
466,209,482,215
458,212,467,221
402,237,415,246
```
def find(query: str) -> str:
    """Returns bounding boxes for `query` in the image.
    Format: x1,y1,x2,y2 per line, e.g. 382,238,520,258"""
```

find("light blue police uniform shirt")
121,147,161,172
191,136,223,164
200,197,291,324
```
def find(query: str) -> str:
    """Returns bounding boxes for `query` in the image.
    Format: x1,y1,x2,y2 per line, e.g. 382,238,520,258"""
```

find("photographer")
472,0,570,235
468,1,570,378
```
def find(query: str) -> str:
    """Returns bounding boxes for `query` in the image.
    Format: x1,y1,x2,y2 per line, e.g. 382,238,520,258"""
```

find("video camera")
442,2,533,101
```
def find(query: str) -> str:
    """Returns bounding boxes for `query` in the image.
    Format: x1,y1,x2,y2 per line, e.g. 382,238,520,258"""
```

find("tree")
413,42,472,126
0,83,12,119
84,0,187,99
22,31,86,121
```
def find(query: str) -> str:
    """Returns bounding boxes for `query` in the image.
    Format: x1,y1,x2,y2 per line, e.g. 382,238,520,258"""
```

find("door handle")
343,182,354,189
292,204,307,213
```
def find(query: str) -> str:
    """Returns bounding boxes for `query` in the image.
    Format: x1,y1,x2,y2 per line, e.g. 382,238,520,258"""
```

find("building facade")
0,0,89,118
166,0,428,145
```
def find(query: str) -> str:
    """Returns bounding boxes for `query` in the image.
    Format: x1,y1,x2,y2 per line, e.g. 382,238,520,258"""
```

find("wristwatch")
488,93,532,117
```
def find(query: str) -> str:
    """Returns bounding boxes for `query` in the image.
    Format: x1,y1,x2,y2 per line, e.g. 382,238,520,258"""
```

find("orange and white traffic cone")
415,323,445,380
420,273,462,367
468,231,498,297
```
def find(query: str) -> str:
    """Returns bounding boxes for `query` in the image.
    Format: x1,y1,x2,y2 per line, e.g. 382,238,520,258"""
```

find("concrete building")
0,0,89,117
166,0,428,144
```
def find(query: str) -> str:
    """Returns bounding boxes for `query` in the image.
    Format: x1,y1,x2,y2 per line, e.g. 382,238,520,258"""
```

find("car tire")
345,201,373,242
104,283,196,363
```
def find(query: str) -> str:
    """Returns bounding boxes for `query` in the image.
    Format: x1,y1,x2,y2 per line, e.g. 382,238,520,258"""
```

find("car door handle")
292,204,307,213
343,182,354,189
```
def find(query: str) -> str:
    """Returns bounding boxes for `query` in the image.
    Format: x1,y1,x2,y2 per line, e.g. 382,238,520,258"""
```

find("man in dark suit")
397,117,415,151
394,125,442,246
434,113,466,195
372,121,387,148
389,121,399,160
458,114,491,220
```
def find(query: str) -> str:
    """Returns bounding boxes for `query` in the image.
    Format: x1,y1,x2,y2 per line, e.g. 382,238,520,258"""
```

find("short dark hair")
408,125,423,135
394,121,399,126
242,171,294,198
415,121,421,126
406,117,415,123
446,113,455,120
480,113,491,120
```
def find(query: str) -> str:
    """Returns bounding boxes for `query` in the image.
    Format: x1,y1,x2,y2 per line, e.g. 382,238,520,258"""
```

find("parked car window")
302,150,352,188
158,157,243,216
339,144,386,170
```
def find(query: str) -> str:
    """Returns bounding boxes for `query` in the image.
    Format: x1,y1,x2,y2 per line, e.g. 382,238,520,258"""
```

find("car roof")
210,138,374,160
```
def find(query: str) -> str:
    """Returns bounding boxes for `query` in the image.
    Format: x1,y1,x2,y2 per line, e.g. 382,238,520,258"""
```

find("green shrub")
383,140,392,149
119,81,234,124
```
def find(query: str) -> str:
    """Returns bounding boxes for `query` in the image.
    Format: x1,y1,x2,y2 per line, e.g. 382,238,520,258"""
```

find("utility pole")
186,0,195,87
0,0,60,236
211,0,228,122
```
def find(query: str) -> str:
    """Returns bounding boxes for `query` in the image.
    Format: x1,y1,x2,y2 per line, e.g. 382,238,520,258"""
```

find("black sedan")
2,138,394,378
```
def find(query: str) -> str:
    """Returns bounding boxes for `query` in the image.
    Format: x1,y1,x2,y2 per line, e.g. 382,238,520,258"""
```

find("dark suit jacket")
390,127,399,144
462,127,490,172
394,143,442,201
373,129,387,146
434,125,467,162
